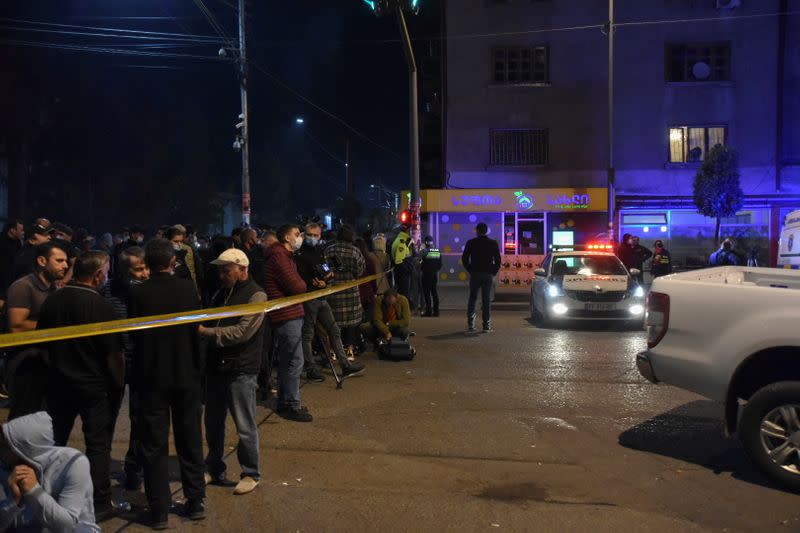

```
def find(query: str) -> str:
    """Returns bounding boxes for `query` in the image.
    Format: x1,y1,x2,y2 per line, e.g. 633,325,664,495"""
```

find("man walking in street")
199,248,265,495
264,224,313,423
294,223,365,382
129,239,206,529
37,250,126,521
461,223,501,333
5,241,69,419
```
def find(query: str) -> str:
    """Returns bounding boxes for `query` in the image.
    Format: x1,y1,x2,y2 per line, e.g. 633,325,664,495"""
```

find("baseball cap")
210,248,250,267
29,223,53,236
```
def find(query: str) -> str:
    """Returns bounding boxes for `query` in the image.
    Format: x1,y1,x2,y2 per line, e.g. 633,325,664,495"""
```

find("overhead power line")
0,17,225,42
0,24,225,44
250,59,403,160
0,38,227,62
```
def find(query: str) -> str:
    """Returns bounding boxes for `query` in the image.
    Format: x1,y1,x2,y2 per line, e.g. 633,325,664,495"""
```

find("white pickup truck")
637,267,800,491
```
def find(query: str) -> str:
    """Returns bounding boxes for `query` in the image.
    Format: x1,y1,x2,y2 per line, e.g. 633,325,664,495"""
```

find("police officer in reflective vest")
420,235,443,317
650,239,673,278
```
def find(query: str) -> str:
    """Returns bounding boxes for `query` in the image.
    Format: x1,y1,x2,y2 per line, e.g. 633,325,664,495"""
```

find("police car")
530,244,645,326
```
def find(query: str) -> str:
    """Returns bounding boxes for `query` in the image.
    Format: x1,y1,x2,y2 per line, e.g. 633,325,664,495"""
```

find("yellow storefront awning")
402,188,609,213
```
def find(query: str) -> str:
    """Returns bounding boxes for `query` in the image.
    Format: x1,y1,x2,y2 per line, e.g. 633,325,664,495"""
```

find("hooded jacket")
0,412,99,533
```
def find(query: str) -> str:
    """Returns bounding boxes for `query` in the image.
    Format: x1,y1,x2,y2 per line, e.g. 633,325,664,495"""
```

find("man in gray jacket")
199,248,266,496
0,411,99,532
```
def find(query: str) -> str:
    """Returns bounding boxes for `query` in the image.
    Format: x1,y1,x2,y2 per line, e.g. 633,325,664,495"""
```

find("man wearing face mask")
294,223,366,382
36,250,126,521
264,224,313,422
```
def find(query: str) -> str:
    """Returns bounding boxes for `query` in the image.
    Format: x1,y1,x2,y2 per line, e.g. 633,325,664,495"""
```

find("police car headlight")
633,286,645,298
547,284,561,298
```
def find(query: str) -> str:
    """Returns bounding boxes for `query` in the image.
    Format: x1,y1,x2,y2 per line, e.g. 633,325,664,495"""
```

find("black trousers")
422,272,439,313
8,349,48,420
48,384,118,507
123,384,142,475
394,265,411,299
138,387,205,514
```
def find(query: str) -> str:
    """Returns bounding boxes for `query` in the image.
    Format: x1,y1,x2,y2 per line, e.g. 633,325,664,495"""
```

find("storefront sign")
402,188,608,213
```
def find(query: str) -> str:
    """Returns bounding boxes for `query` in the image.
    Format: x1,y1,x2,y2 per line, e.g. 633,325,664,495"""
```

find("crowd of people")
616,233,756,281
0,216,428,530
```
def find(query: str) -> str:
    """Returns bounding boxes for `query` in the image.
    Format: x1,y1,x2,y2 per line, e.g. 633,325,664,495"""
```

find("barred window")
493,46,549,85
490,129,549,166
667,43,730,82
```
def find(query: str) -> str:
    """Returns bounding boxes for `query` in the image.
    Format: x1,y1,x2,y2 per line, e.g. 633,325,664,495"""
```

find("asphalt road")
11,297,800,532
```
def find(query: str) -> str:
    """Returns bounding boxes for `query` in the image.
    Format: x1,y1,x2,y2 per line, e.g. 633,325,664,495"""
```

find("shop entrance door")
518,219,544,255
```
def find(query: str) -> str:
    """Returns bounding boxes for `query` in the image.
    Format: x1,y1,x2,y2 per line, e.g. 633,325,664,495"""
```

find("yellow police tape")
0,273,384,349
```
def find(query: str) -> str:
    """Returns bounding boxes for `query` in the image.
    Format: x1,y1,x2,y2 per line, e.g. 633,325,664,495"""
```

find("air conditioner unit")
717,0,741,9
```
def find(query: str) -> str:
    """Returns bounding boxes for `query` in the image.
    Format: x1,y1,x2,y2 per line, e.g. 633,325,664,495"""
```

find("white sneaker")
233,476,260,495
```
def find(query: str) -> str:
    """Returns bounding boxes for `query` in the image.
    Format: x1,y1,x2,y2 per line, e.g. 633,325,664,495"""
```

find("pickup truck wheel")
740,381,800,492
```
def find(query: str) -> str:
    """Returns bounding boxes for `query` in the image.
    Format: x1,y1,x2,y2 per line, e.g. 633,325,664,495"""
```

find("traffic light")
398,209,412,225
362,0,420,16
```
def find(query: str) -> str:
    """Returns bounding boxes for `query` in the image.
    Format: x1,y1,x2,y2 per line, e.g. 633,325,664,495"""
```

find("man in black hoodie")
199,248,265,496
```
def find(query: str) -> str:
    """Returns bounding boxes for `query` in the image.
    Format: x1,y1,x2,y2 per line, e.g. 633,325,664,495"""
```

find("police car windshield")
550,255,628,276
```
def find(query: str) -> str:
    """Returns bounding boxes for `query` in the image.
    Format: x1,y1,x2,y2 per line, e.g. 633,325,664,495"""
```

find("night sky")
0,0,438,231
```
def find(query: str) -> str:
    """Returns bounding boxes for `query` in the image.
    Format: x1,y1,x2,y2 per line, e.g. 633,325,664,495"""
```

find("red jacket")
264,242,306,325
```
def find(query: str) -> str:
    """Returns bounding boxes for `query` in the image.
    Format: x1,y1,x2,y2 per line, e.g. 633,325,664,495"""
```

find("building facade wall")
445,0,795,196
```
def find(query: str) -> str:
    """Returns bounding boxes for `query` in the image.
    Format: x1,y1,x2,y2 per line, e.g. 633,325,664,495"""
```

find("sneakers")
276,405,313,423
482,326,493,333
341,361,365,378
204,472,237,487
95,500,131,522
184,498,205,521
233,476,260,495
305,366,326,383
345,346,356,363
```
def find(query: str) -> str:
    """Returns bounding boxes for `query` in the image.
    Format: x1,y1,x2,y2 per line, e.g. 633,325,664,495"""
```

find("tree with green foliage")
693,144,743,246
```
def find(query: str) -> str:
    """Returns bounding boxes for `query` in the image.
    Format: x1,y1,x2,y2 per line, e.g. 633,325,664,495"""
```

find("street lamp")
295,117,305,125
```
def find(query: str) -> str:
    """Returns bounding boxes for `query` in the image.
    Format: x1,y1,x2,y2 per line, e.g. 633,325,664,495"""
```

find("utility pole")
238,0,251,227
397,6,421,245
606,0,616,242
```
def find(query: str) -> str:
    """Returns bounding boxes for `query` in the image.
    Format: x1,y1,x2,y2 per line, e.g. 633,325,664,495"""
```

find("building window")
492,46,549,85
490,129,549,166
667,43,731,82
668,126,726,163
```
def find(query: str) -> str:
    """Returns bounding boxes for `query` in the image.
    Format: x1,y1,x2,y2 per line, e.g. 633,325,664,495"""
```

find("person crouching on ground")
362,288,411,345
199,248,265,495
0,412,99,532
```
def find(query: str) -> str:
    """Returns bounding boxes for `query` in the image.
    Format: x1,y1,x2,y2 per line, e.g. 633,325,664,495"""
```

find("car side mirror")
630,268,641,276
534,268,546,277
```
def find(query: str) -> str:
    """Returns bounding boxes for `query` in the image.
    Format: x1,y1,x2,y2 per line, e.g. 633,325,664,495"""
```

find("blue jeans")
467,272,494,328
205,373,260,480
274,318,304,409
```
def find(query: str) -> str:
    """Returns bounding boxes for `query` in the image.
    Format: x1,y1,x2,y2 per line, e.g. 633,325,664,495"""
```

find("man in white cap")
198,248,266,496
